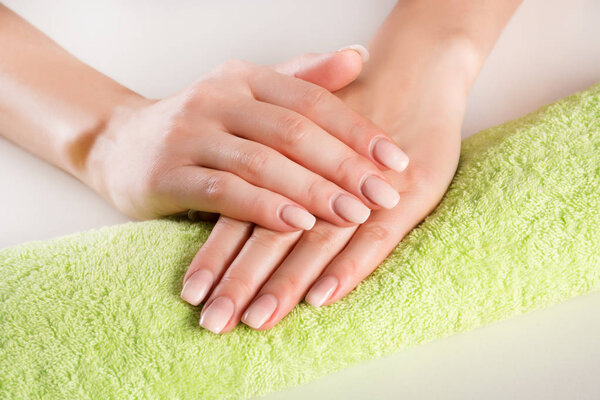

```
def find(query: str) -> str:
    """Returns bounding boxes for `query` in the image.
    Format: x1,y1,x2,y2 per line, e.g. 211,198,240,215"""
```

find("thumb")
272,45,369,92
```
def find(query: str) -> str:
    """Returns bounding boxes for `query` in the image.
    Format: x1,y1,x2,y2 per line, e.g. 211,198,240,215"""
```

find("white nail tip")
337,44,370,63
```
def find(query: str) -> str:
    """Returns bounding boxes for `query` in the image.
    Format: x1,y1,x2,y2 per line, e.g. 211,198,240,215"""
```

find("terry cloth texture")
1,84,600,399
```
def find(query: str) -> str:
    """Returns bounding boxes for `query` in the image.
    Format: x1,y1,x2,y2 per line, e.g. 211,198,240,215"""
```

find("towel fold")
1,84,600,400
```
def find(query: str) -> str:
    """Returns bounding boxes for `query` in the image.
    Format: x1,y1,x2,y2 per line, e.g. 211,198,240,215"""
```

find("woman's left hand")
182,38,480,333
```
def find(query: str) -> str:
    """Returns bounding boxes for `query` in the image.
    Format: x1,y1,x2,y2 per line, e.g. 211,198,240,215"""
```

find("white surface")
266,291,600,400
1,0,599,398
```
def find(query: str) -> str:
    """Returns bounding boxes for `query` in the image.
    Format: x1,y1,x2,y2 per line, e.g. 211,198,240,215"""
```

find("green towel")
2,84,600,400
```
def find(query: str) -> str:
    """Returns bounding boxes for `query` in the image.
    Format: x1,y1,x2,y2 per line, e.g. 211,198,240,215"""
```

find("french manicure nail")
306,276,339,307
181,269,214,306
337,44,370,63
371,137,409,173
361,175,400,209
199,296,234,334
242,294,278,329
332,194,370,224
280,204,316,230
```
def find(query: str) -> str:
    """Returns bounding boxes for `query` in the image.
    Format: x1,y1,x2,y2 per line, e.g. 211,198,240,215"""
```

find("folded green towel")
2,84,600,400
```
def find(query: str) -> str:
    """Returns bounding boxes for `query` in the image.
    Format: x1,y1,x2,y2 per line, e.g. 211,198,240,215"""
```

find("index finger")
305,190,428,307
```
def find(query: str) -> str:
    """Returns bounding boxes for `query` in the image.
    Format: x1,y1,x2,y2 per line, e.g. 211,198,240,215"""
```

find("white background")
1,1,599,398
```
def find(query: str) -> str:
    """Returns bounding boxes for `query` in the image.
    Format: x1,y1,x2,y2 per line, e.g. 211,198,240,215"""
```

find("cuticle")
329,192,343,214
277,203,295,228
369,135,388,159
359,174,384,208
276,203,287,220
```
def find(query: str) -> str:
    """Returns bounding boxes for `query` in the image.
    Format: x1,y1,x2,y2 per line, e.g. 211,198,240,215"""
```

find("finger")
180,216,253,306
272,47,366,92
240,221,357,330
198,226,303,334
196,131,372,226
305,191,430,307
161,166,317,232
248,67,410,174
218,100,400,210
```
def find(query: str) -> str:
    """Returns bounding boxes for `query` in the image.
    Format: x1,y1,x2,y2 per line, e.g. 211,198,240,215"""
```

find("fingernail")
371,137,409,173
332,194,370,224
306,276,338,307
361,175,400,209
181,269,214,306
242,294,278,329
337,44,370,63
199,296,234,334
280,204,316,230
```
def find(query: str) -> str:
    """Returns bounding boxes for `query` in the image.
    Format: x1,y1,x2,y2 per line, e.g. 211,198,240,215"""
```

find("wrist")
385,0,521,64
356,0,522,106
65,88,149,196
361,11,486,95
339,34,479,140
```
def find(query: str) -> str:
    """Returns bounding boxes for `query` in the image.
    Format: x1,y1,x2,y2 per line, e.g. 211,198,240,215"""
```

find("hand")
85,50,409,231
181,38,481,333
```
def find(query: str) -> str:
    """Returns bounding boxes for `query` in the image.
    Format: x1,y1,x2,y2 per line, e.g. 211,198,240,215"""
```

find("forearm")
345,0,522,137
369,0,522,80
0,5,142,183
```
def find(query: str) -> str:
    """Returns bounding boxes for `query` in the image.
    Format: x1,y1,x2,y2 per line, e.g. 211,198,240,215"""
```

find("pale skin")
0,1,523,334
181,0,524,333
0,5,409,232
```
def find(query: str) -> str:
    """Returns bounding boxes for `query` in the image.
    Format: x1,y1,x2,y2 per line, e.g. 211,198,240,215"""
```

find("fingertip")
332,194,371,224
181,268,214,306
241,293,278,330
324,48,364,87
305,275,339,307
336,44,370,63
291,49,363,92
279,204,316,231
371,137,410,174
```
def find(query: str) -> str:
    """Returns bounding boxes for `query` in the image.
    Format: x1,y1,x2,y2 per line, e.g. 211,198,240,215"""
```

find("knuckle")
335,153,367,180
278,115,310,147
305,178,329,205
238,148,271,177
183,86,219,112
349,115,374,139
138,161,169,198
217,215,252,231
337,257,361,281
184,80,209,102
141,166,163,194
163,122,194,145
360,224,392,242
218,274,255,298
248,226,299,248
199,174,228,201
302,227,339,249
300,85,329,111
273,274,300,296
206,60,256,95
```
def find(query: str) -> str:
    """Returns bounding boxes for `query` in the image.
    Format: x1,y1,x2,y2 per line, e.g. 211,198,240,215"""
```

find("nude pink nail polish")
332,194,370,223
280,204,316,230
242,294,278,329
199,297,234,334
371,137,409,173
305,276,339,307
181,269,213,306
361,175,400,209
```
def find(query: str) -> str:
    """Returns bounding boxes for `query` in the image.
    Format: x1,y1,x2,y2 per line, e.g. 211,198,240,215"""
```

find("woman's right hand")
84,49,409,231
